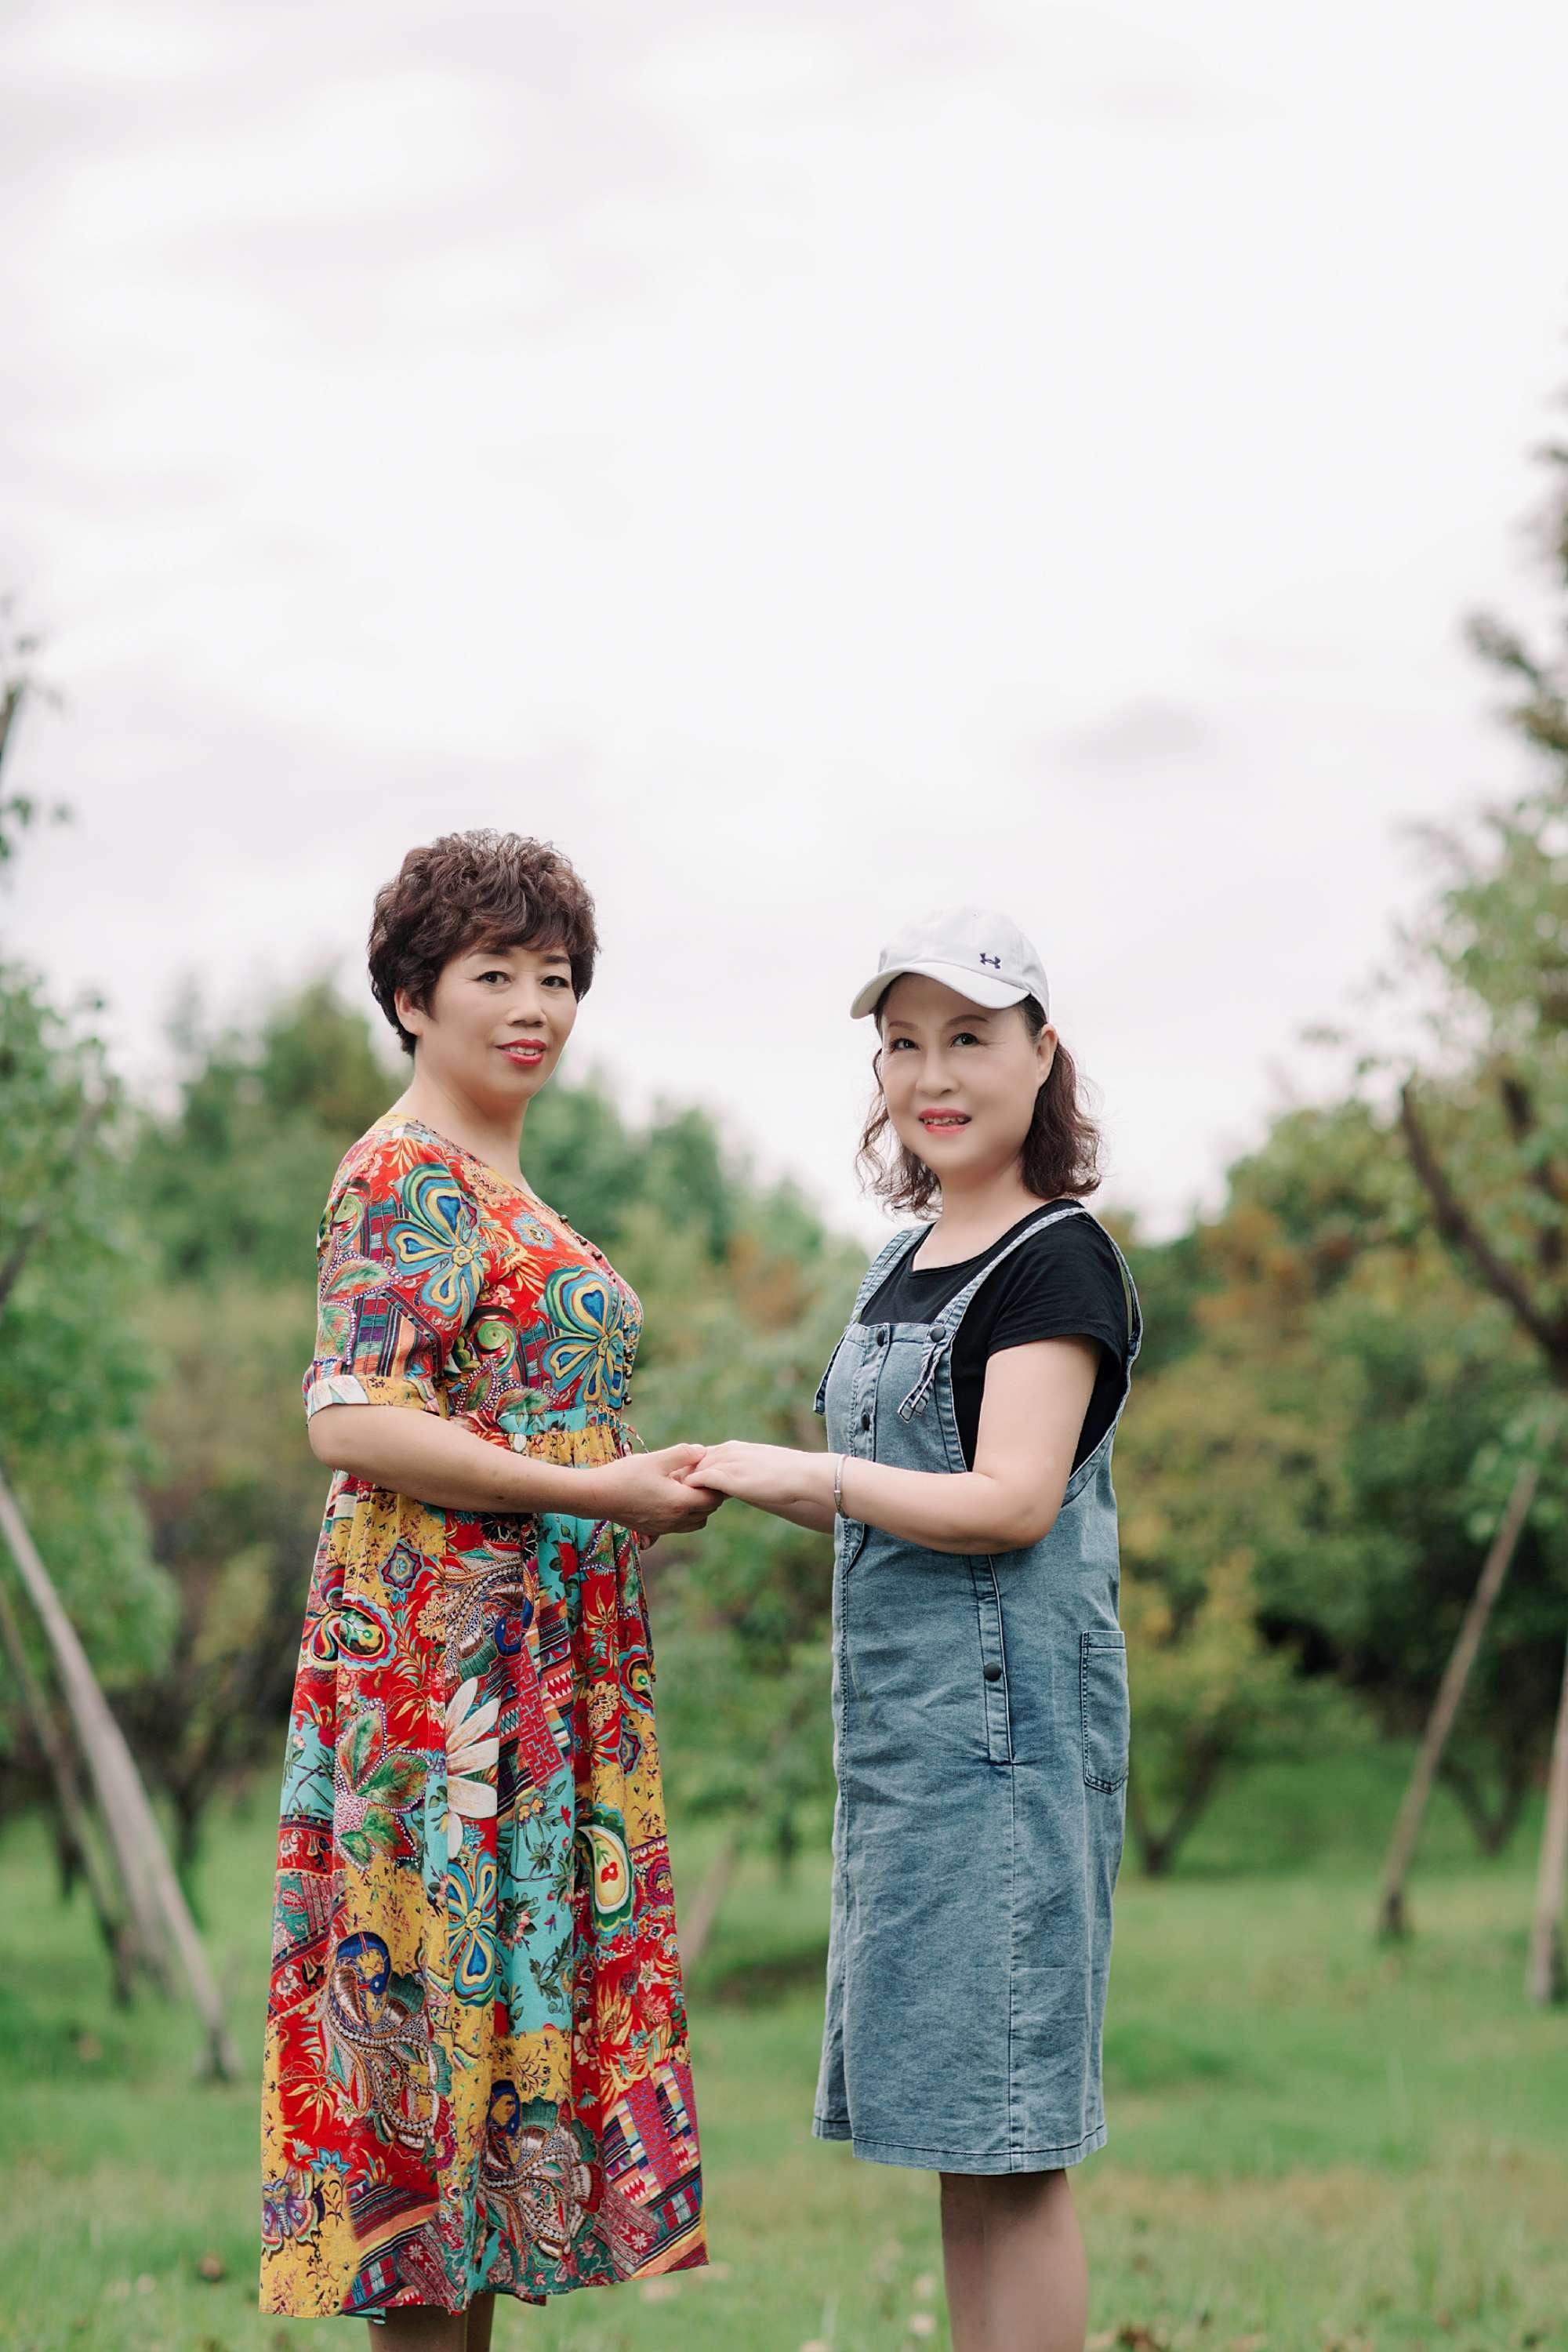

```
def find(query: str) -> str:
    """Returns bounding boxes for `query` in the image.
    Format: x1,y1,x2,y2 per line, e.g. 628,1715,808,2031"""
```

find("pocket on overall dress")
1080,1630,1130,1791
834,1514,870,1577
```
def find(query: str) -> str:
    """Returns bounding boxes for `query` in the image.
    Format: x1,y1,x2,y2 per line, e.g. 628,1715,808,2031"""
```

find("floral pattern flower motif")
386,1162,486,1323
540,1266,630,1410
443,1676,500,1857
507,1208,557,1250
445,1848,499,2002
333,1704,425,1871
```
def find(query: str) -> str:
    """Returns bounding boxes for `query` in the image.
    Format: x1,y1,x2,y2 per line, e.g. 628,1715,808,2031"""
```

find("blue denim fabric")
811,1203,1141,2173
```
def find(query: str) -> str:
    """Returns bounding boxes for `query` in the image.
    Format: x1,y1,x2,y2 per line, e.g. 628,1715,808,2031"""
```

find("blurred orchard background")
5,5,1568,2350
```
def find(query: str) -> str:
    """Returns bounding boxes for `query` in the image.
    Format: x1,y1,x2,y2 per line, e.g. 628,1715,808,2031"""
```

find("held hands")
597,1439,828,1541
601,1445,725,1541
601,1430,728,1543
678,1441,822,1515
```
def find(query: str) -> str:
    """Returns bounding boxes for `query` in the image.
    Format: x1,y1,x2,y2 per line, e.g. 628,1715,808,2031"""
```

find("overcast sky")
4,0,1566,1247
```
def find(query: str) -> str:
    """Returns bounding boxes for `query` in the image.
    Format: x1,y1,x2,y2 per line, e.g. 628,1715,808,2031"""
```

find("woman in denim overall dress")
691,908,1141,2352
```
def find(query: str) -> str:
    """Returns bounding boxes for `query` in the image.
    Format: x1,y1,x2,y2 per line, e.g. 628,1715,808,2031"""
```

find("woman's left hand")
682,1442,822,1514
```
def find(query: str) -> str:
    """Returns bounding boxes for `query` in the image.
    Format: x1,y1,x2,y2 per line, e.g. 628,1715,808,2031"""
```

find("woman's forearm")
309,1403,619,1519
771,1495,837,1536
803,1453,1053,1554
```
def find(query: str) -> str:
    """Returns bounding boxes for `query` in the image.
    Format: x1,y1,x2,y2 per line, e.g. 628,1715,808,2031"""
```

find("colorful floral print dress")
260,1116,706,2318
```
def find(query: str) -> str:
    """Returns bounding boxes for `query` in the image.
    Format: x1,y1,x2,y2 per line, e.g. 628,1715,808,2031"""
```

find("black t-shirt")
858,1206,1134,1472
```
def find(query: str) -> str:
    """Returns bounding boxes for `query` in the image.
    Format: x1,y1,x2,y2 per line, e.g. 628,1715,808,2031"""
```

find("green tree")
129,976,396,1285
1116,1083,1568,1872
1115,1330,1355,1876
0,753,168,1754
1381,428,1568,1382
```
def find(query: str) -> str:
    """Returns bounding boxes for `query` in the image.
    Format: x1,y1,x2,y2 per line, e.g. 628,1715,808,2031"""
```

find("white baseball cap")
849,906,1051,1021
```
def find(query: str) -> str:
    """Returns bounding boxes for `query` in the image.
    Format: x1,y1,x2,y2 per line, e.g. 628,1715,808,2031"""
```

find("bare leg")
370,2307,470,2352
466,2292,498,2352
939,2173,990,2352
938,2170,1088,2352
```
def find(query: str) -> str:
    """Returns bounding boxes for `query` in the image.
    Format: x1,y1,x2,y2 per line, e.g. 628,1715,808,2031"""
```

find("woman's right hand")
597,1445,724,1538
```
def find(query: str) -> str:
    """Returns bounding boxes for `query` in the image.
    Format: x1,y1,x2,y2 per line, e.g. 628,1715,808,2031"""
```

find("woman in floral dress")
260,833,717,2343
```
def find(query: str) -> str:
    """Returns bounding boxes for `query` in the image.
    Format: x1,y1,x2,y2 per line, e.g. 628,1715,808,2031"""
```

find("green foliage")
1116,1077,1568,1870
129,977,397,1285
1117,1220,1217,1383
604,1200,862,1854
1116,1336,1359,1875
1307,1282,1566,1853
119,1280,327,1861
525,1071,828,1272
0,852,167,1722
1369,438,1568,1347
0,604,67,880
510,1071,645,1247
1378,787,1568,1322
1467,432,1568,762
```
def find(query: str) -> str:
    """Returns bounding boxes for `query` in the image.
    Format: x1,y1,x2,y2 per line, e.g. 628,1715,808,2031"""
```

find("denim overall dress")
811,1201,1142,2174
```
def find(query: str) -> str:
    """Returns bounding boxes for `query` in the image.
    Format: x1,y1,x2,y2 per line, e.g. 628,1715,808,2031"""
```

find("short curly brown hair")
368,831,599,1054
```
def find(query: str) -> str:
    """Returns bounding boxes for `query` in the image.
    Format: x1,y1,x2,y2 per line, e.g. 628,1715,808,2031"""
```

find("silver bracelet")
832,1452,846,1516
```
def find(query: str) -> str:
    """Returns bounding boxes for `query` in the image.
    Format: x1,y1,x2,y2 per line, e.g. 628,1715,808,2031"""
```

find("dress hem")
811,2114,1107,2173
261,2241,710,2321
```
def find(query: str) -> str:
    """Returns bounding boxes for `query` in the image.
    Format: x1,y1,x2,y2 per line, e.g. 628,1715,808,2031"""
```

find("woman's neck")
918,1169,1048,1262
389,1074,527,1188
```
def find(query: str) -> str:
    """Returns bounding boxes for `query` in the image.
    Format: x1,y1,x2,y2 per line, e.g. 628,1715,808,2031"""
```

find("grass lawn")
2,1748,1565,2352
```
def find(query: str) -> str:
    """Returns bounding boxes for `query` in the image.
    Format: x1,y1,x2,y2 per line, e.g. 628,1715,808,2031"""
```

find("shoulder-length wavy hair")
856,993,1103,1218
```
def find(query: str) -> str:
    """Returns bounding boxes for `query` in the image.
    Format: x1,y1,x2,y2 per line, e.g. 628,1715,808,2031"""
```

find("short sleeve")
984,1216,1132,1372
303,1149,486,1420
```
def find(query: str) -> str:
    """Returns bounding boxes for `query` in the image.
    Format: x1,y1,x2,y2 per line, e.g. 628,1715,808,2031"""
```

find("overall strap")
814,1225,927,1416
851,1225,925,1317
896,1200,1091,1421
1099,1222,1143,1369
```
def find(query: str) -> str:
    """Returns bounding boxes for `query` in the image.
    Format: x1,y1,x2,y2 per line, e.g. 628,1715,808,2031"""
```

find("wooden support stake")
0,1566,140,2002
1525,1634,1568,2006
0,1461,240,2078
1374,1417,1559,1940
678,1678,820,1975
681,1830,742,1976
0,957,236,2071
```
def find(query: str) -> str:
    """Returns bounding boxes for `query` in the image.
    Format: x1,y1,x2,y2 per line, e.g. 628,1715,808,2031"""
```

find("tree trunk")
0,678,23,776
1374,1432,1553,1938
0,999,230,2053
677,1681,820,1971
172,1774,213,1898
0,1461,240,2078
1525,1634,1568,2007
1438,1749,1534,1858
1127,1776,1164,1875
0,1555,139,2002
1129,1741,1225,1878
680,1828,744,1976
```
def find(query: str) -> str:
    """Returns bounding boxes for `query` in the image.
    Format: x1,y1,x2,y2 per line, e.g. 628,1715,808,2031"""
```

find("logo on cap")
979,953,1001,968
